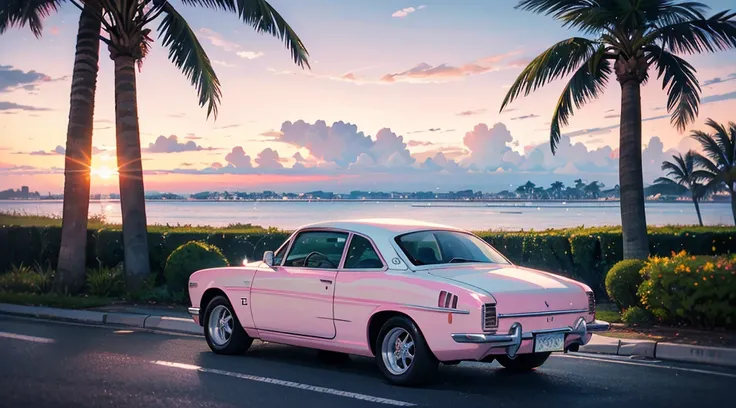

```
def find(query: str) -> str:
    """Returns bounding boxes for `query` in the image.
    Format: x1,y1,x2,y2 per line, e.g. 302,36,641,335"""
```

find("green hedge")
1,225,734,299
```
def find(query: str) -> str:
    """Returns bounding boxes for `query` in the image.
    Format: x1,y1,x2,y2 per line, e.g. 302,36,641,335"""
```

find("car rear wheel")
496,352,551,371
203,295,252,355
375,316,438,386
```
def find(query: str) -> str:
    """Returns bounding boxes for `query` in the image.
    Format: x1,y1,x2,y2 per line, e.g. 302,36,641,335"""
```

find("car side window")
283,230,349,269
344,235,384,269
272,240,289,266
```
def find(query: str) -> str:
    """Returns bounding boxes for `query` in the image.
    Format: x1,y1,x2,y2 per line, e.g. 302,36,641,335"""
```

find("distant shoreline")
0,198,729,204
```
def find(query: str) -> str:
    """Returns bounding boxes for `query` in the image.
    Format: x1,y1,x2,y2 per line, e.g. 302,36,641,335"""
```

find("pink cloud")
407,140,434,147
457,109,487,116
380,51,524,84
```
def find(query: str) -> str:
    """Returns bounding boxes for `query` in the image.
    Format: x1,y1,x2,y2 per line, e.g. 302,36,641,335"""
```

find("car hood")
428,264,589,314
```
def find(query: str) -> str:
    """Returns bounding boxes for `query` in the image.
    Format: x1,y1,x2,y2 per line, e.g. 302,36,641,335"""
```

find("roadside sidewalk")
579,332,736,368
2,302,735,368
0,302,202,335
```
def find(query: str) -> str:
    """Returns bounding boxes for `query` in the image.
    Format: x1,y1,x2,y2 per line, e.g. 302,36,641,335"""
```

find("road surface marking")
556,353,736,378
152,360,415,406
0,331,55,344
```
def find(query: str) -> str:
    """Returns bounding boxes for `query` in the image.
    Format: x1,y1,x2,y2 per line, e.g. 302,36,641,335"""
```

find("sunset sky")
1,0,736,194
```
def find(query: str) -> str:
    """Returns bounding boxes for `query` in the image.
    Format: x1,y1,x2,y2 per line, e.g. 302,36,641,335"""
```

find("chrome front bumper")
451,317,610,358
188,307,201,325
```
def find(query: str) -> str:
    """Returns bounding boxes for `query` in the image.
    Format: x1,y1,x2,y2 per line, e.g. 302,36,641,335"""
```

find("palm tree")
550,181,565,199
690,119,736,224
654,151,709,225
499,1,736,259
1,0,103,293
73,0,309,290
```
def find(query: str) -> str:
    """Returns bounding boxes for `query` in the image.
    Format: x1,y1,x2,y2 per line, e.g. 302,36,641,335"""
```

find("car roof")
299,218,466,238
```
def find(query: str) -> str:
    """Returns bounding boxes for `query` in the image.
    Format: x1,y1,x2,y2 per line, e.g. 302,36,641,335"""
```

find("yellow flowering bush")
637,251,736,328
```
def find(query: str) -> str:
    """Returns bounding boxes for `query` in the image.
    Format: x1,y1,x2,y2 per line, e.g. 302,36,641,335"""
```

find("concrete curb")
0,303,202,336
579,334,736,368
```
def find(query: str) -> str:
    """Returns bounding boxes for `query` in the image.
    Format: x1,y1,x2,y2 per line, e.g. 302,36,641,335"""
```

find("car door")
250,229,348,338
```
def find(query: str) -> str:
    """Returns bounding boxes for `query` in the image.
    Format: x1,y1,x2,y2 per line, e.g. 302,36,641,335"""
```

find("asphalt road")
1,315,734,408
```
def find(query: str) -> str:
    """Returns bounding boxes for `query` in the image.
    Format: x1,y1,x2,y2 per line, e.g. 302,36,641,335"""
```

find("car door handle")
320,279,333,284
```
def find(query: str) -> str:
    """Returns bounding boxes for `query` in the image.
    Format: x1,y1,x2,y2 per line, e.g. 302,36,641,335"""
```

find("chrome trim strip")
497,308,588,318
188,307,200,316
402,304,471,314
451,318,611,357
316,317,352,322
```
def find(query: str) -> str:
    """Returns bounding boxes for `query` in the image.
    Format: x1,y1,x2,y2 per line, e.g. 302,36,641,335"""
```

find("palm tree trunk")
692,196,703,226
53,5,101,294
618,77,649,259
113,54,150,291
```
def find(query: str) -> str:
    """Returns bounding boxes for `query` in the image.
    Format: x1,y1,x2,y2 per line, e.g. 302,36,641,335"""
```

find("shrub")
638,251,736,328
605,259,646,311
86,263,125,297
621,306,654,326
0,263,53,294
164,241,229,294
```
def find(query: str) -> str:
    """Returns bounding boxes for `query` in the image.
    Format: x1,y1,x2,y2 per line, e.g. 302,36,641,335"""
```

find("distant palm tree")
74,0,310,289
550,181,565,199
690,119,736,224
500,1,736,259
584,181,603,199
1,0,102,293
654,151,709,226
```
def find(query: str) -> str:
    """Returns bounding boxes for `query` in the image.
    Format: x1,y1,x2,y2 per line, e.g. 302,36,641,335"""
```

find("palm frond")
647,45,700,132
157,2,222,119
661,158,687,182
500,37,597,112
0,0,62,37
692,150,721,173
180,0,310,68
653,10,736,54
653,176,681,187
638,0,708,26
691,127,728,165
703,118,735,164
548,45,611,153
516,0,620,34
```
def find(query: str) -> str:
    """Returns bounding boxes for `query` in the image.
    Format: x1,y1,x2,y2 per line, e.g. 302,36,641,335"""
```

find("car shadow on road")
191,340,607,399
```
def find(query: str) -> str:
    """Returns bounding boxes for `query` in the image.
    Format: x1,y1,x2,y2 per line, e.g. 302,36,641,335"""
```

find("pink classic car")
187,218,610,386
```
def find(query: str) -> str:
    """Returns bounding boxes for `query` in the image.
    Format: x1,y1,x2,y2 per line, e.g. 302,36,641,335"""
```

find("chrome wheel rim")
381,327,415,375
207,305,233,346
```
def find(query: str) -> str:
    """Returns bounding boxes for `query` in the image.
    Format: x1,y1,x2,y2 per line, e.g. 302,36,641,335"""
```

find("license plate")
534,332,564,353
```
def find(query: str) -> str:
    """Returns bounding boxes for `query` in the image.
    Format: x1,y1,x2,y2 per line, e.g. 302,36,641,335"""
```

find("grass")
0,292,115,309
595,310,622,324
0,211,275,234
595,302,622,323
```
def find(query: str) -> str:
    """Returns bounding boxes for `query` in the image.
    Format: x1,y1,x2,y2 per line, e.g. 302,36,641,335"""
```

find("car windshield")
394,230,509,266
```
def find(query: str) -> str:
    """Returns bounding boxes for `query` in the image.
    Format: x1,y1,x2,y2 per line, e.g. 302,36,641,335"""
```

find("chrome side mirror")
263,251,274,267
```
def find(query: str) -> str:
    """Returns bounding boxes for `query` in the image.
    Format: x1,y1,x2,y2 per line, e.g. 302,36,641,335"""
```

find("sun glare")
92,165,118,180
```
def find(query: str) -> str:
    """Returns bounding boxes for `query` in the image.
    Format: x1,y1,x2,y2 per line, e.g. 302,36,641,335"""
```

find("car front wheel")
496,352,551,371
203,295,252,355
375,316,438,386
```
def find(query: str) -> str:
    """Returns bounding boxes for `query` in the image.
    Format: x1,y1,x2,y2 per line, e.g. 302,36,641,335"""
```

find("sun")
92,165,118,180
